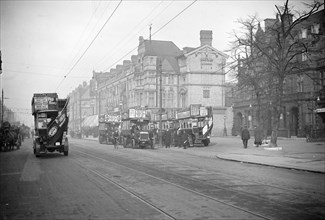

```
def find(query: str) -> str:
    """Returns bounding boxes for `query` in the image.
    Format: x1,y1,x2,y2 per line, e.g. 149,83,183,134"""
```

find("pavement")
79,135,325,174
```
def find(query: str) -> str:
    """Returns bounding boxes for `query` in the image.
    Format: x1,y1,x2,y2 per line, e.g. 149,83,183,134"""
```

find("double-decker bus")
176,105,213,146
120,108,152,148
98,114,121,144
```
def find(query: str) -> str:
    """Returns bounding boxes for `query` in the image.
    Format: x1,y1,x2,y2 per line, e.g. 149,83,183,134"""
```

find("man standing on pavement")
164,128,172,148
113,129,119,149
254,125,263,147
181,130,189,149
149,128,154,149
241,126,250,148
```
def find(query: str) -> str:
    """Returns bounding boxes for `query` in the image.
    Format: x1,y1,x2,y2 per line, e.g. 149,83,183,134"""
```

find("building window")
203,89,210,98
302,52,308,61
168,75,174,85
297,75,304,92
181,94,186,108
301,28,307,39
163,75,167,85
139,93,143,106
320,72,325,86
149,92,155,107
162,91,166,108
167,91,174,107
311,23,320,34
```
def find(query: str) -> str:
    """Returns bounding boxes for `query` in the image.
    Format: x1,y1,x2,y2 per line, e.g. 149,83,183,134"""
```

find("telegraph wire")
94,1,166,68
103,0,197,72
151,0,197,37
64,1,112,73
3,69,90,79
55,0,123,92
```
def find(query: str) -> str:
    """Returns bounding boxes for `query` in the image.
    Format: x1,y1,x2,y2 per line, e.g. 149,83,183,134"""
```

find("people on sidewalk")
113,129,119,149
149,129,154,149
180,130,188,149
164,129,172,148
254,125,263,147
241,126,250,148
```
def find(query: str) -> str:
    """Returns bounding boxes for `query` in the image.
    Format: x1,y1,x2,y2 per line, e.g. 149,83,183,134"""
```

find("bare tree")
230,0,323,147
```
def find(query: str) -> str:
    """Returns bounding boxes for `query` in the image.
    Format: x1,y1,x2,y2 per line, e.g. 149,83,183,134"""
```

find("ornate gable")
184,44,228,59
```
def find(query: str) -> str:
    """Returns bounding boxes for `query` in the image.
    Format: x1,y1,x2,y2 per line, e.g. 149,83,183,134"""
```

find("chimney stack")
200,30,213,46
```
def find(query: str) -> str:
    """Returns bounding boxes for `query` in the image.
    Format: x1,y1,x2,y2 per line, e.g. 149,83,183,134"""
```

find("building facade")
231,10,325,137
68,81,98,134
69,30,231,136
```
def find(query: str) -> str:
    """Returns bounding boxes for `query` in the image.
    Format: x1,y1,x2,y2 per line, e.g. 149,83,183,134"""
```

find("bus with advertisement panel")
98,114,121,144
120,108,152,148
176,105,213,146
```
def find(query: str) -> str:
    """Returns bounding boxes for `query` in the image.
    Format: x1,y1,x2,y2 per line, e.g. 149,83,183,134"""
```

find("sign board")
105,115,121,122
129,109,136,118
176,111,191,119
128,108,148,119
161,114,168,121
99,114,121,123
190,104,201,116
315,108,325,113
32,93,58,113
199,107,208,116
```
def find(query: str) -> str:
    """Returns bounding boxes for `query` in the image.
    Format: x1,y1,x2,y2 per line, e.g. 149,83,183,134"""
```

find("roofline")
181,44,229,58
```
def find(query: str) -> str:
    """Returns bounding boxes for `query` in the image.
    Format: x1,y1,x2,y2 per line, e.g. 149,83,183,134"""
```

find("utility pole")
1,89,3,124
156,57,163,147
149,24,152,41
1,51,3,125
79,88,82,138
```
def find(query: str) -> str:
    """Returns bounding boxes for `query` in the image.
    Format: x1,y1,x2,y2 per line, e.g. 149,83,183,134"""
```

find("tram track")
72,149,270,220
71,145,324,219
75,140,324,199
72,158,177,220
146,148,325,199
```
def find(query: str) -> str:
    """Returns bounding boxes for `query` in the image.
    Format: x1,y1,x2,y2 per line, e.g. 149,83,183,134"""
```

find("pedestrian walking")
254,125,263,147
173,129,178,147
181,130,189,149
164,128,172,148
113,129,119,149
241,126,250,148
149,129,154,149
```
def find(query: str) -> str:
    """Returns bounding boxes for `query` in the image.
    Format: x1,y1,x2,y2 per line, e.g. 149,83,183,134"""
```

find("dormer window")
301,28,307,39
311,23,320,34
302,51,308,61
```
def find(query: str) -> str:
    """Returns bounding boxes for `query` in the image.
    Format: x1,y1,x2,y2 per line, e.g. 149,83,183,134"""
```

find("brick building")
231,9,325,137
69,30,231,136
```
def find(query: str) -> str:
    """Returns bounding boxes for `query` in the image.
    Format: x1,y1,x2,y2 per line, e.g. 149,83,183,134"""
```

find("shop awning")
82,115,98,127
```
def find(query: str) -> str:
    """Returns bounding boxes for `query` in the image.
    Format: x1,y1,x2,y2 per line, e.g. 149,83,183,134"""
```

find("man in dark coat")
164,129,172,148
254,125,263,147
181,130,188,149
113,129,119,149
241,126,250,148
149,129,154,149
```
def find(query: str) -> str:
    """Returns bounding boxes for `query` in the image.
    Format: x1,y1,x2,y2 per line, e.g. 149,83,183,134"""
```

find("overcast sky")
0,0,314,126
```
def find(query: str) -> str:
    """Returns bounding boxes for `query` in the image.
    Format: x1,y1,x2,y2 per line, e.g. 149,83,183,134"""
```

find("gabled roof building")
74,30,230,136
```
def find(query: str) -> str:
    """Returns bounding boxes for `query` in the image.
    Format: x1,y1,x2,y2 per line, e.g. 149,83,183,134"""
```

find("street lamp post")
223,115,227,136
1,89,3,124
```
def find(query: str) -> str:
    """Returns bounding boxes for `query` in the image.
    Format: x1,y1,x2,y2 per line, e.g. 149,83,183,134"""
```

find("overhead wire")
3,69,90,79
94,0,166,68
102,0,197,72
55,0,123,92
64,1,112,73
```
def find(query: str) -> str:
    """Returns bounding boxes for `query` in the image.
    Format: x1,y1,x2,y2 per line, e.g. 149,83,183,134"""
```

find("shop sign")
176,111,190,119
199,107,208,116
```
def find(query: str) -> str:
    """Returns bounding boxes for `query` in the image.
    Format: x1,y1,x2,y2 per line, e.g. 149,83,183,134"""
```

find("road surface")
1,138,324,219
